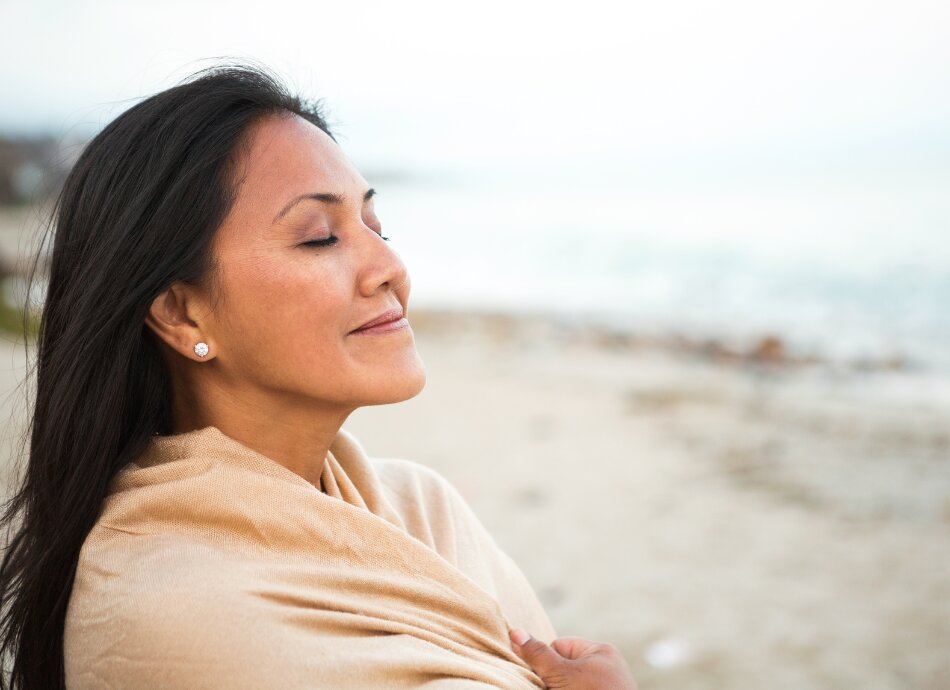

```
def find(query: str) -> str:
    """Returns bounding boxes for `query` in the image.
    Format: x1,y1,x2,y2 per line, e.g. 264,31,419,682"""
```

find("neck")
168,396,352,491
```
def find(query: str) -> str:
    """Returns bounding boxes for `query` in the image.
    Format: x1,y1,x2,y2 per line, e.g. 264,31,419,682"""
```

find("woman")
0,63,636,689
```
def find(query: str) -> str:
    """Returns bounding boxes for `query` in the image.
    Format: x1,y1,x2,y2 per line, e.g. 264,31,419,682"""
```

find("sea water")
374,162,950,374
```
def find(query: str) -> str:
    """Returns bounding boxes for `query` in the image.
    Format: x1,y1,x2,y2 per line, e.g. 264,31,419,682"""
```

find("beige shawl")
64,425,557,689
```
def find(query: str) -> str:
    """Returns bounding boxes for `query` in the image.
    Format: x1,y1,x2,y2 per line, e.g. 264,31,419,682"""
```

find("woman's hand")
508,628,638,690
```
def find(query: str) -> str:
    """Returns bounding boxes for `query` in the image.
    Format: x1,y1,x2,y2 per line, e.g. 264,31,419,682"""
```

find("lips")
351,307,405,333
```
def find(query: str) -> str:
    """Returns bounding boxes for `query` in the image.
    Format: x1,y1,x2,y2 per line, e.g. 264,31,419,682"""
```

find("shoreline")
406,305,933,375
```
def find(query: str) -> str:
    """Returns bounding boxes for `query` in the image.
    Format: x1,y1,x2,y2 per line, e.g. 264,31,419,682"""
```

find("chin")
392,364,428,402
362,360,427,406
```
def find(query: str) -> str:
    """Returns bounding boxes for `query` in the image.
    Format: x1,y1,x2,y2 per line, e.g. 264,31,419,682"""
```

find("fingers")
509,628,531,647
550,636,595,660
508,628,565,677
510,629,639,690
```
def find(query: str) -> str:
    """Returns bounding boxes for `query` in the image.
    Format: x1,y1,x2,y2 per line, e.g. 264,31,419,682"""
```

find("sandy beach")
340,310,950,690
0,203,947,689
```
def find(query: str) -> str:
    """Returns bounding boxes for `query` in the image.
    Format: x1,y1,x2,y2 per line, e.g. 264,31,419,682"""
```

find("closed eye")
300,231,389,248
301,236,339,248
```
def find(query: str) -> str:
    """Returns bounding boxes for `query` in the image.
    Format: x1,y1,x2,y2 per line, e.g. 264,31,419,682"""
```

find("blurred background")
1,1,948,688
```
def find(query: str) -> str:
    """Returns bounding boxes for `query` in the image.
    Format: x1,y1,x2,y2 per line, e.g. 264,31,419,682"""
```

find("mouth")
350,307,409,335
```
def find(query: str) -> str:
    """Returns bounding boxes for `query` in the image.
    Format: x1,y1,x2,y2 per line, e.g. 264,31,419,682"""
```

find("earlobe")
144,288,212,361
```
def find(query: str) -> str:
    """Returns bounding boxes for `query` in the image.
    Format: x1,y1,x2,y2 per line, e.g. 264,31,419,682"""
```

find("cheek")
222,260,351,363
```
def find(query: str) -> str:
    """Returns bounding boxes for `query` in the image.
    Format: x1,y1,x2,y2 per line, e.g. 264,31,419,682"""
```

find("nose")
356,226,410,299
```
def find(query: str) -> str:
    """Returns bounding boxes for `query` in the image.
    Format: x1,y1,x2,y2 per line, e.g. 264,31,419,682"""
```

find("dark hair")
0,61,335,689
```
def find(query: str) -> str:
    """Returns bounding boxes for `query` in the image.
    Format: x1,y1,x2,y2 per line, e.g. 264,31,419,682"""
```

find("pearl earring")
194,342,209,357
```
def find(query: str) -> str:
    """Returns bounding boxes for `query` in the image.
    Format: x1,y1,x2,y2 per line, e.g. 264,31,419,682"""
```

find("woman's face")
196,113,426,412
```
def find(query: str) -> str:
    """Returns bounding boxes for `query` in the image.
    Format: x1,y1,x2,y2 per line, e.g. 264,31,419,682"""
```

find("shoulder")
372,455,463,500
369,456,484,555
371,455,490,536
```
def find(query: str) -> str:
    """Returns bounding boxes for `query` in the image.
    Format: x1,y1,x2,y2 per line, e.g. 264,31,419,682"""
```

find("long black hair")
0,61,335,689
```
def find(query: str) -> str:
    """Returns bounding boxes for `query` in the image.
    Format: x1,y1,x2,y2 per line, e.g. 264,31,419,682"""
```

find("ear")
144,283,215,361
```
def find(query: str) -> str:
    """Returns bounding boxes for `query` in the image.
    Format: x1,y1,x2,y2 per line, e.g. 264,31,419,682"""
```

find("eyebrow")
273,187,376,222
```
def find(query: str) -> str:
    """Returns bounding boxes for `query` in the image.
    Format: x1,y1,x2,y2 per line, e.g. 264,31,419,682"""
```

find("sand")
345,311,950,690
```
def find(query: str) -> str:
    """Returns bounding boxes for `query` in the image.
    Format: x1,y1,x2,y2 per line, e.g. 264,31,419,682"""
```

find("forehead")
230,114,363,217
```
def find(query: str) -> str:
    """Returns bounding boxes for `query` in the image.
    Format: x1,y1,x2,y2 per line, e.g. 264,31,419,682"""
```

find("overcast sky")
2,0,948,176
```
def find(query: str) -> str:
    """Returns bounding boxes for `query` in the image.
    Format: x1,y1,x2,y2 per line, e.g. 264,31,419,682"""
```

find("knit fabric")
63,425,556,689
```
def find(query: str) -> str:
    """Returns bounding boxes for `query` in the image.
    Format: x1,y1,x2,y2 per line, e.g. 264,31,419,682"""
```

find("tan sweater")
64,425,557,689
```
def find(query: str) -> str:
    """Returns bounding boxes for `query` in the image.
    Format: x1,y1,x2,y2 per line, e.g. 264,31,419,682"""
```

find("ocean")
374,161,950,375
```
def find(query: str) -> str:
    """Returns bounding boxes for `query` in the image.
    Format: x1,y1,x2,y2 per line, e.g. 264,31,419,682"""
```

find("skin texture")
144,113,426,488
